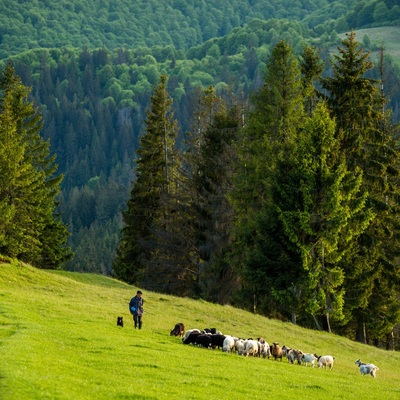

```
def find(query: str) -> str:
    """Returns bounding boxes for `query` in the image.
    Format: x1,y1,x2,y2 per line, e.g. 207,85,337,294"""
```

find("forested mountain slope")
1,0,363,59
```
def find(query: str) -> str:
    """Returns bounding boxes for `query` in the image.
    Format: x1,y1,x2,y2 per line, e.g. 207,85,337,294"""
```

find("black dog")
117,316,124,327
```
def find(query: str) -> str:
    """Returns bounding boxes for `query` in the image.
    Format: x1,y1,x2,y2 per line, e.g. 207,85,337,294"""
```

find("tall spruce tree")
196,107,240,301
230,40,306,316
0,62,71,268
300,44,324,115
276,102,375,331
183,86,241,300
322,32,400,342
0,86,25,254
113,75,193,293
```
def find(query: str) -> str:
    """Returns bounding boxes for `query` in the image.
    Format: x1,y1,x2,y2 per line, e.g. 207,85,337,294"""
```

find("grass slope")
338,26,400,66
1,260,399,400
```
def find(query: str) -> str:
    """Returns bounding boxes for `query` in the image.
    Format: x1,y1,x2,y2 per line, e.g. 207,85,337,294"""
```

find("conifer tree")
322,31,380,169
183,86,241,299
230,40,306,315
300,44,324,115
0,89,24,254
113,75,192,293
276,102,374,331
194,105,240,301
0,62,71,268
322,32,400,341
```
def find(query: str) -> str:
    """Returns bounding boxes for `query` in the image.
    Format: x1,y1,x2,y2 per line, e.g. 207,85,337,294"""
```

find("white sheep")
317,355,334,370
235,339,245,355
259,340,270,359
222,335,236,353
243,339,259,357
355,359,379,378
301,353,318,367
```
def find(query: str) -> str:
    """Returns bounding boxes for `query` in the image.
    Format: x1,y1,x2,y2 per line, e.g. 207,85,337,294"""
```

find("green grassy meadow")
1,260,399,399
338,26,400,66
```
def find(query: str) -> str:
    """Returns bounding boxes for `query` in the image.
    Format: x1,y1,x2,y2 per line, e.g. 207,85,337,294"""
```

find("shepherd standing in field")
129,290,144,329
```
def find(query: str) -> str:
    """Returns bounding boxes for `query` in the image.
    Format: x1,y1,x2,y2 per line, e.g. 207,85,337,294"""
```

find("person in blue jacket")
129,290,144,329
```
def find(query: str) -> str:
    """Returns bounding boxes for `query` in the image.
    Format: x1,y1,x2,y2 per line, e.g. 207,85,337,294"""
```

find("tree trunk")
291,309,297,324
386,331,395,351
322,313,332,333
312,315,323,331
356,320,367,344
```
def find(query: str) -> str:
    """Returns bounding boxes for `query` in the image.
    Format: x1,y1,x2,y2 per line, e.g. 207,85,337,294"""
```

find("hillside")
1,261,400,399
0,0,359,59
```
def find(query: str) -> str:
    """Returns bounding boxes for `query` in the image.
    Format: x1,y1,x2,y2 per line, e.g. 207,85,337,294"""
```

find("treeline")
115,34,400,348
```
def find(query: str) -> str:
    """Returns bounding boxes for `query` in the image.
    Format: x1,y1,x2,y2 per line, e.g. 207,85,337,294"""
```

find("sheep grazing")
243,339,259,357
293,349,304,365
195,334,212,348
317,355,335,370
284,347,303,365
301,353,318,367
210,334,226,350
355,359,379,378
258,338,270,359
182,331,201,345
235,339,245,355
282,345,290,358
170,322,185,337
222,336,236,353
182,329,200,342
271,342,283,361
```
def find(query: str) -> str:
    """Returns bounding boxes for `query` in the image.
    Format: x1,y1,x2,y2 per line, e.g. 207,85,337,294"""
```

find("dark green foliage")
230,36,400,342
346,0,400,29
0,63,71,268
185,86,241,301
321,33,400,340
0,0,356,60
113,75,195,294
230,40,306,320
2,3,399,276
300,44,324,115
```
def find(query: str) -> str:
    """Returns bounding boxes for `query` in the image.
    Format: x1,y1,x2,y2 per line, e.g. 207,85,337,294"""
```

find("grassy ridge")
1,261,399,399
339,26,400,65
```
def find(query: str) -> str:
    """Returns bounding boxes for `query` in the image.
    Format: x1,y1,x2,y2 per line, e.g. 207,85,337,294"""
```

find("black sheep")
196,334,212,348
210,334,226,349
183,332,201,345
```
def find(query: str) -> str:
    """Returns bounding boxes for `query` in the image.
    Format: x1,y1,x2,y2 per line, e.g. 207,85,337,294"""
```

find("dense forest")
1,0,400,346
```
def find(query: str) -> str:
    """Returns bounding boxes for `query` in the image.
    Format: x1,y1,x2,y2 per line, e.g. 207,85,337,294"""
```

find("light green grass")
337,26,400,66
1,260,399,399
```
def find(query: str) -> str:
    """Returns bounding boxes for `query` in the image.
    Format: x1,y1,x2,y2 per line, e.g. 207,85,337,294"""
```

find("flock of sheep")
169,323,380,378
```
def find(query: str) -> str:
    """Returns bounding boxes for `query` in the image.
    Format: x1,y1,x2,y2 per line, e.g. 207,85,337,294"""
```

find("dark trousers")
133,314,142,329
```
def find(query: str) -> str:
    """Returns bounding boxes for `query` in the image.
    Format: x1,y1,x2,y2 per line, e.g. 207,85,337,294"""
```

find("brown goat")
271,342,283,361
